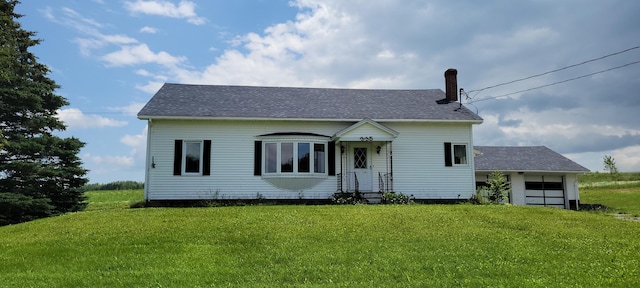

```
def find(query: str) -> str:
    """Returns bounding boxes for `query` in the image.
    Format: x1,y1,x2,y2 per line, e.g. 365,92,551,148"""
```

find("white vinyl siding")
144,119,476,201
145,120,343,200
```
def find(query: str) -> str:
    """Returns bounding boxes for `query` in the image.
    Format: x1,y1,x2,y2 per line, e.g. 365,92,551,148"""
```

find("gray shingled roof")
137,83,483,122
474,146,590,173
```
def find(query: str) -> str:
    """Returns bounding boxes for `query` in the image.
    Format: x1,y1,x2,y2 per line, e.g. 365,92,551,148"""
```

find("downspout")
562,175,568,209
542,175,547,207
385,141,389,192
389,142,394,191
575,177,580,210
339,141,343,192
143,119,152,201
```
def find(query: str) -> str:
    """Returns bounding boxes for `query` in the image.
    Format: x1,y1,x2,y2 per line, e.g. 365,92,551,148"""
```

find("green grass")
1,195,639,287
84,189,144,211
579,172,640,188
579,172,640,216
580,180,640,217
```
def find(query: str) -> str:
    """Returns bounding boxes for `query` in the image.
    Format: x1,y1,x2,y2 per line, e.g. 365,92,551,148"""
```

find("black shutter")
328,141,336,176
174,140,183,175
254,141,262,176
203,140,212,176
444,142,452,167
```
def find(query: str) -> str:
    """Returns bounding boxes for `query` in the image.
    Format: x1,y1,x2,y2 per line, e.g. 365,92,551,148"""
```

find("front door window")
354,147,367,169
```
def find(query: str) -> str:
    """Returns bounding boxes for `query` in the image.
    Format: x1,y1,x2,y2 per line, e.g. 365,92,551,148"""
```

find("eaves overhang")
137,115,483,124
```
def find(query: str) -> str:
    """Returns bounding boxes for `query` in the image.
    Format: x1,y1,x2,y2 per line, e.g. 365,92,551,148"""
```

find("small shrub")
332,192,367,204
486,171,510,204
470,188,489,205
381,192,414,204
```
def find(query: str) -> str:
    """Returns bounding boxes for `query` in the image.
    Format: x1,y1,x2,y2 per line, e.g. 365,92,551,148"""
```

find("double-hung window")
173,139,211,176
183,141,203,174
444,142,468,166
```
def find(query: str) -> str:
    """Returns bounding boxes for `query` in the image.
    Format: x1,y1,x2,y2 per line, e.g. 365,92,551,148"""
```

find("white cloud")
121,126,147,149
109,102,147,116
80,127,148,181
57,108,127,129
101,44,186,67
614,145,640,172
124,0,206,25
85,153,135,167
121,126,148,167
60,7,103,28
140,26,157,34
45,7,138,57
135,81,165,94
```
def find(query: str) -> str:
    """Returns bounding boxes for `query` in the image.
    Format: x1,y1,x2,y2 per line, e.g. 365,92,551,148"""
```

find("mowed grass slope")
1,196,639,287
84,189,144,211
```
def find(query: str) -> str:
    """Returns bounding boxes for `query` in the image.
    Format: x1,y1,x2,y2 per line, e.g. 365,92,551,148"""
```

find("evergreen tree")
0,0,88,225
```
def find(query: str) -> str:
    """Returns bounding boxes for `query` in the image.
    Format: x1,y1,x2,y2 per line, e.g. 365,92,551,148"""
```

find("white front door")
352,144,372,191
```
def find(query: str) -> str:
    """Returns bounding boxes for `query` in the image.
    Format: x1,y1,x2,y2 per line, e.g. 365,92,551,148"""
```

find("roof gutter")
137,115,483,124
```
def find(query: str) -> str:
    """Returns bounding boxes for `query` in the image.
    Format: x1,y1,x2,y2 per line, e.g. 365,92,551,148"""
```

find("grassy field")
1,188,639,287
579,172,640,217
84,189,144,211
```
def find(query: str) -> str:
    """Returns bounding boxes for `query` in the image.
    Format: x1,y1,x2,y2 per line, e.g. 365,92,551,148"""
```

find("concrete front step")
360,191,382,204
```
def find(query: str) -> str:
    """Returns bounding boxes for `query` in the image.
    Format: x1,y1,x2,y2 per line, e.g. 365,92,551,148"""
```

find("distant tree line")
80,181,144,192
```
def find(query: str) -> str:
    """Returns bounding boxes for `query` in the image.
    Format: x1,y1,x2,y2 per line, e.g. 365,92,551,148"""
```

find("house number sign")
360,136,373,142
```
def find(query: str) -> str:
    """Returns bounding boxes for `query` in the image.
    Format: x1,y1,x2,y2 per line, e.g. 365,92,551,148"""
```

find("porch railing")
353,173,359,192
337,172,361,192
378,172,393,192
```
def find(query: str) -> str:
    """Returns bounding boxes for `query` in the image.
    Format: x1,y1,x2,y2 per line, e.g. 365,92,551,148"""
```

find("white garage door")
524,175,566,209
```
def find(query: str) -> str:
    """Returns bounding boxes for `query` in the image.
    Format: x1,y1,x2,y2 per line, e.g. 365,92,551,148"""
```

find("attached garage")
474,146,590,210
524,175,565,208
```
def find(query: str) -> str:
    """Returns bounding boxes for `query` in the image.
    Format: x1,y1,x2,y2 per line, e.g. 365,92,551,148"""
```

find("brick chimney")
444,68,458,102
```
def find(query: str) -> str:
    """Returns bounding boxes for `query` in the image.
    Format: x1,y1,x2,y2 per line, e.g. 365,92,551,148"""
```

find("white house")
474,146,590,209
137,69,485,203
138,69,590,208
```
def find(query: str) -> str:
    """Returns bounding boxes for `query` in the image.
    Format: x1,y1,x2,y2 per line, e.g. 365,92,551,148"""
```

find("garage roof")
474,146,590,173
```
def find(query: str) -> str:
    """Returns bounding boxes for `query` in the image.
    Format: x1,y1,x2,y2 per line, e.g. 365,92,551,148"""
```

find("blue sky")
14,0,640,183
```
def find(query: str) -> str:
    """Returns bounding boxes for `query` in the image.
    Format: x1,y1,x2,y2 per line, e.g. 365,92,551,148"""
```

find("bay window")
263,141,327,175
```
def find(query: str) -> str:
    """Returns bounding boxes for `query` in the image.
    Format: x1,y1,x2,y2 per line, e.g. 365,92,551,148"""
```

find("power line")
466,44,640,94
470,59,640,103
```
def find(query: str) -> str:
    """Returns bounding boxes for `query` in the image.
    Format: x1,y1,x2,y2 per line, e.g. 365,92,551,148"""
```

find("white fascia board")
137,115,483,124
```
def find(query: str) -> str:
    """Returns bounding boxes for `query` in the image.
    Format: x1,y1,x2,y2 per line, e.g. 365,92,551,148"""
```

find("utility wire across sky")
466,44,640,95
465,44,640,104
468,59,640,103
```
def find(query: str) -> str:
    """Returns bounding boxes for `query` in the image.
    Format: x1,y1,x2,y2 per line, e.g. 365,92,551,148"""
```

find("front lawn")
0,203,638,287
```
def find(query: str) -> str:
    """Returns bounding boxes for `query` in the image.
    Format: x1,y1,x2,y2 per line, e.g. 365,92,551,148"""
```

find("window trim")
259,135,329,177
182,140,204,175
453,143,468,165
262,141,328,176
174,139,211,176
444,142,469,167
